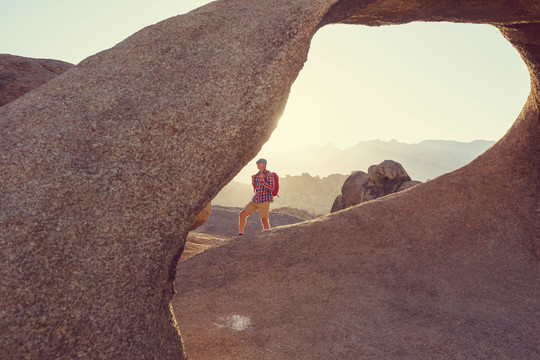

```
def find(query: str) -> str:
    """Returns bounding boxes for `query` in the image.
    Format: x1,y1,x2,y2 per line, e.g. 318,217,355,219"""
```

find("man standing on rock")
238,158,275,235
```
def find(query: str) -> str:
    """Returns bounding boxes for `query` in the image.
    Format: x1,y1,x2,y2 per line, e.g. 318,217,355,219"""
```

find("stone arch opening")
224,20,530,218
237,21,530,179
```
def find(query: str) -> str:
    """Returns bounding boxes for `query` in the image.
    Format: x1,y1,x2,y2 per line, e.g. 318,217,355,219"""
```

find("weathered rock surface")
368,159,411,192
331,160,416,212
0,54,73,107
1,0,540,359
180,232,230,262
331,170,370,212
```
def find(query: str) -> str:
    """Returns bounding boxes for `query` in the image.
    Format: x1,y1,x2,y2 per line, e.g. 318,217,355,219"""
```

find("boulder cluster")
331,160,421,212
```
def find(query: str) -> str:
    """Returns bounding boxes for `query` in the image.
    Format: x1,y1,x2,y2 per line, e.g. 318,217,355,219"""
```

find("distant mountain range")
234,139,495,183
217,139,495,215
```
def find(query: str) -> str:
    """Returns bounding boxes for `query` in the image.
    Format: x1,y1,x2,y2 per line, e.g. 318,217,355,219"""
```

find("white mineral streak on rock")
215,315,252,331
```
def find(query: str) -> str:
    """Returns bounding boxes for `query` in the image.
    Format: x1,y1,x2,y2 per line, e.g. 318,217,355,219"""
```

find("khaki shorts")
243,201,270,219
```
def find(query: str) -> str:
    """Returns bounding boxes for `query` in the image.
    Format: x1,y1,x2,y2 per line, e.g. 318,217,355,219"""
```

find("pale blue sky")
1,0,531,154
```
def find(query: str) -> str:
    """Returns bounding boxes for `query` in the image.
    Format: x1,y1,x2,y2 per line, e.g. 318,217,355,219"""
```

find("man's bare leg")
261,217,270,230
238,210,249,235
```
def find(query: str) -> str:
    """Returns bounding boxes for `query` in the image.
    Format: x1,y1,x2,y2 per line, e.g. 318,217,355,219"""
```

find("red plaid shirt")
252,170,275,204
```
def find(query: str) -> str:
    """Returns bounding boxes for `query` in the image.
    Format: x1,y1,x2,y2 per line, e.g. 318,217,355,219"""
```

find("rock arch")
1,0,539,358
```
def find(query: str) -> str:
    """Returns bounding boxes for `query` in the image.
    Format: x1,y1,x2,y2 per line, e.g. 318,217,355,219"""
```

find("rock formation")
368,160,411,192
0,54,73,107
331,160,417,212
1,0,539,359
331,170,370,212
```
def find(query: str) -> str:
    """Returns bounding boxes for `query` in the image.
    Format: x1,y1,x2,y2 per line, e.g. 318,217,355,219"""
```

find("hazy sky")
1,0,531,156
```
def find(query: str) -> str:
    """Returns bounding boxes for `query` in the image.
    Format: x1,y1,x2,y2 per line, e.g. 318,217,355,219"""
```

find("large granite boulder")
330,170,370,212
367,159,411,193
1,1,540,359
331,160,415,212
1,2,338,358
0,54,73,107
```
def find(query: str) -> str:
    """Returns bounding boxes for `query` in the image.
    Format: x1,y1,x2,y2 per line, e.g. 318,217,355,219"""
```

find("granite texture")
1,0,540,359
0,54,73,107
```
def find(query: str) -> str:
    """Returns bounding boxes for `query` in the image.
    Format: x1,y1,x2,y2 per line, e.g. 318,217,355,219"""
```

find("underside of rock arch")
1,0,539,359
